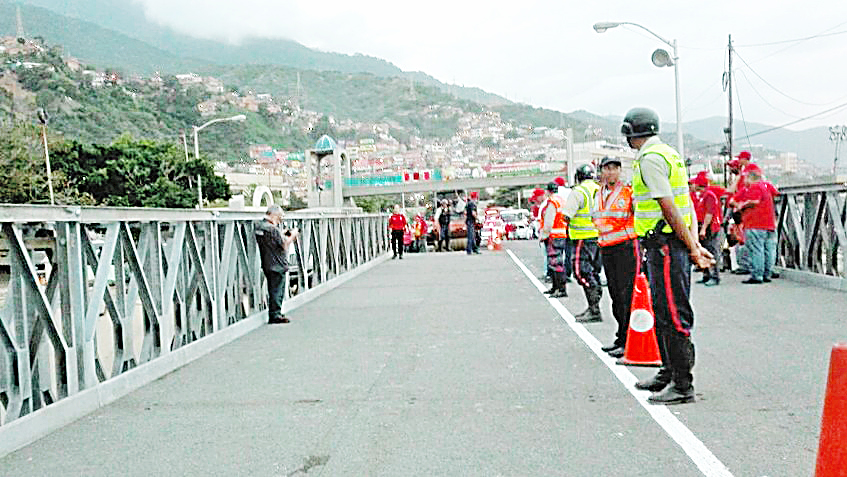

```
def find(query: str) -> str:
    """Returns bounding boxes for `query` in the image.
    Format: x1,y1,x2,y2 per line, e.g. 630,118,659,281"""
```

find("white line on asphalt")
507,250,734,477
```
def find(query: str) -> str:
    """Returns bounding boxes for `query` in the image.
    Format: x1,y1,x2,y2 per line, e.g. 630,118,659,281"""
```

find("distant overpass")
221,171,567,198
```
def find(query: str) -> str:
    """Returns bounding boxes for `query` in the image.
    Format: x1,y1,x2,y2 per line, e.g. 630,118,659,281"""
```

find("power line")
733,75,752,149
735,25,847,47
737,69,803,119
733,50,833,106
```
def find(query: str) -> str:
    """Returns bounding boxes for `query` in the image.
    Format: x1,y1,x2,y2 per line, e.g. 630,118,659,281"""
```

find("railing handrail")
774,181,847,194
0,204,387,223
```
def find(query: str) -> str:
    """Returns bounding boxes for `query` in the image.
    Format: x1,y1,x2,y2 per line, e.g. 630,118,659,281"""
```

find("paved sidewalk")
1,241,843,476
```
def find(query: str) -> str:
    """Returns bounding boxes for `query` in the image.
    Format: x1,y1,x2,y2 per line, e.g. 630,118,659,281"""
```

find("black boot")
648,334,695,404
550,272,568,297
573,286,591,318
544,272,559,294
576,287,602,323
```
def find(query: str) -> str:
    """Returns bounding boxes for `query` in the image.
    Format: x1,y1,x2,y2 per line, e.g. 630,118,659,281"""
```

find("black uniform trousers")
571,238,602,288
601,238,639,348
644,234,696,391
437,223,450,251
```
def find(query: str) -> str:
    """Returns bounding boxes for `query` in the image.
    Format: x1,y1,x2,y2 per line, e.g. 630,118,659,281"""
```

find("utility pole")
723,35,733,186
829,125,846,178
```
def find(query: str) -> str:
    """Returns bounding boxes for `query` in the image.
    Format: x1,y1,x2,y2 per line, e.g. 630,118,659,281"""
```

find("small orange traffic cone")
815,343,847,476
616,272,663,367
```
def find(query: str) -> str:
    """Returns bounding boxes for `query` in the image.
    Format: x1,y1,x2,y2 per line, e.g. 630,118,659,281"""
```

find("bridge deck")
1,241,843,476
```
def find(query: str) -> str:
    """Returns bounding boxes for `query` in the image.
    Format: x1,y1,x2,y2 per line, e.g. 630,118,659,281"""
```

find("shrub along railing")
0,205,388,438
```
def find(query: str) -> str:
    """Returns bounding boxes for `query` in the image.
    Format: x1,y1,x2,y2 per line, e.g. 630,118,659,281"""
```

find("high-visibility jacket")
569,180,600,240
632,142,693,236
541,194,568,238
592,182,637,247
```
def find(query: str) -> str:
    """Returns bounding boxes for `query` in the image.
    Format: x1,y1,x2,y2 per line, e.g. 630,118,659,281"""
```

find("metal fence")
0,205,388,426
776,182,847,280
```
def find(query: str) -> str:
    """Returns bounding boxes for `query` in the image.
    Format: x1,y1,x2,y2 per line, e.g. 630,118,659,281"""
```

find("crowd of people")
527,107,781,406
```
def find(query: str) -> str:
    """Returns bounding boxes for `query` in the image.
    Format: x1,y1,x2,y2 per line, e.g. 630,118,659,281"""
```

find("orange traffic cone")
815,343,847,476
616,272,663,367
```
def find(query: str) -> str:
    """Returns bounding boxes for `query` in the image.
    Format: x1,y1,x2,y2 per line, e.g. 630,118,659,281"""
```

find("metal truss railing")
0,206,388,426
776,182,847,279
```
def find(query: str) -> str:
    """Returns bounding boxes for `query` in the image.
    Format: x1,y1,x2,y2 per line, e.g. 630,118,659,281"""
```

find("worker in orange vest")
591,157,640,358
538,182,569,297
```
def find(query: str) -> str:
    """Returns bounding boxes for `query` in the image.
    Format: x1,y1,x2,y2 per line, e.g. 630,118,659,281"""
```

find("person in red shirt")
734,168,778,284
388,205,407,259
693,174,723,286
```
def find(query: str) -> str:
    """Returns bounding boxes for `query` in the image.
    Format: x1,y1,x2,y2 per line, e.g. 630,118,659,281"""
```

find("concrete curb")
0,252,391,458
774,267,847,292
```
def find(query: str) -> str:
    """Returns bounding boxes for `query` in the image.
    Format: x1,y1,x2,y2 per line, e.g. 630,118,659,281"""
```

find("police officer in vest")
622,108,714,405
538,182,568,297
562,164,603,322
592,156,639,358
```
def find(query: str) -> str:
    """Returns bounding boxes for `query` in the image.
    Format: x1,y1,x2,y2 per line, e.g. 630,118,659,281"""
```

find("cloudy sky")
134,0,847,131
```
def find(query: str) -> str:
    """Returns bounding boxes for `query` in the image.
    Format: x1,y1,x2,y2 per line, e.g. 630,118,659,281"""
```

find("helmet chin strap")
627,136,638,149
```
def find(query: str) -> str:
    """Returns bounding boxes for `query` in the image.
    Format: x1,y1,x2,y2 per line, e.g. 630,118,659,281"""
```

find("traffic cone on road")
616,272,662,367
815,343,847,477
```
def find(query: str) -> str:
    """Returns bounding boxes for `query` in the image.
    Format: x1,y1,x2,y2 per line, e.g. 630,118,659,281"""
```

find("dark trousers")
571,238,602,288
263,269,285,320
391,229,404,257
601,239,639,347
437,227,450,251
545,237,568,272
644,235,695,390
701,227,722,281
466,223,478,254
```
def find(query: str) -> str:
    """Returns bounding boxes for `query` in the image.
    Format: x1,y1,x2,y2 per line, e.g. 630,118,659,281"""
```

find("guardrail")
0,205,388,448
775,182,847,289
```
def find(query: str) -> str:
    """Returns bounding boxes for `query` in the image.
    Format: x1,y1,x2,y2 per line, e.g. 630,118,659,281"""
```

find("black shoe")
763,277,772,283
696,276,709,284
742,278,763,284
634,374,671,392
543,287,556,295
607,346,625,358
601,343,618,352
399,256,403,259
573,308,590,319
575,312,602,323
704,278,720,287
770,272,780,279
268,316,290,324
550,289,568,298
392,255,397,259
647,386,695,405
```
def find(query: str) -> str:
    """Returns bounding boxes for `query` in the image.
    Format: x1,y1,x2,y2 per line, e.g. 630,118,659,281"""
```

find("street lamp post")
192,114,247,208
593,21,685,159
37,108,55,205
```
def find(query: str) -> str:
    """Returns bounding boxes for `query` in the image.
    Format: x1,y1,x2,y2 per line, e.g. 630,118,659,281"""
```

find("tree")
50,135,231,208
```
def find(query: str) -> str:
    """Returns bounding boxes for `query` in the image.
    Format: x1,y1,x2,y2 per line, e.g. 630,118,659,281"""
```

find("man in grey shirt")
255,205,299,324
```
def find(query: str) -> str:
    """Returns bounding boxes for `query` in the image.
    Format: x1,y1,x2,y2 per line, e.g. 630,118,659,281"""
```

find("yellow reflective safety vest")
569,180,600,240
632,142,693,236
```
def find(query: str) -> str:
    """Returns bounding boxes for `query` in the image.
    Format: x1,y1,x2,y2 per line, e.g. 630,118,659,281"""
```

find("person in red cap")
465,191,480,254
388,204,407,259
693,174,723,285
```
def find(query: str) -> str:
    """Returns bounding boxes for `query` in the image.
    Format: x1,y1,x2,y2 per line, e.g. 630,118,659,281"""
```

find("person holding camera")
622,108,713,405
255,205,299,324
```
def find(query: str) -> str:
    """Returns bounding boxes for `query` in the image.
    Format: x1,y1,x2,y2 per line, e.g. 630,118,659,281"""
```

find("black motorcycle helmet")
575,164,595,182
621,107,660,138
545,181,559,192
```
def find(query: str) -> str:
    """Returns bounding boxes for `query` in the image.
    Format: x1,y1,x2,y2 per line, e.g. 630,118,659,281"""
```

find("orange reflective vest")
541,195,568,239
592,183,637,247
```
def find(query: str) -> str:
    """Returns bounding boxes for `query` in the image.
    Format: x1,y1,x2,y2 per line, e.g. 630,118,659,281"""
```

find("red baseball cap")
554,177,566,186
692,175,709,187
728,159,742,171
736,150,751,160
470,191,479,199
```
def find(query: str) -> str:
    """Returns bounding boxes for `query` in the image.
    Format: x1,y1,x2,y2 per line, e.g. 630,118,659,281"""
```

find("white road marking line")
507,249,734,477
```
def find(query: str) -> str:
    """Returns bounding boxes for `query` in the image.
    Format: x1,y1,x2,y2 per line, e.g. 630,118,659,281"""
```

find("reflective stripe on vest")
632,143,692,236
570,180,600,239
592,183,638,247
547,195,568,238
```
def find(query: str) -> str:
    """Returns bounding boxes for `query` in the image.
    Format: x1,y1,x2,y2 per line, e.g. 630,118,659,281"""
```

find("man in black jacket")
255,205,299,324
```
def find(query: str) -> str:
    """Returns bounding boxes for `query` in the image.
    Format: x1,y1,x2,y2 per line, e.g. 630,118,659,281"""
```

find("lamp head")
651,48,674,67
593,22,620,33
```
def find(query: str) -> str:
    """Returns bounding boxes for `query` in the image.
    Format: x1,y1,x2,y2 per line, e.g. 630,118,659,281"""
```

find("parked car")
500,208,532,240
